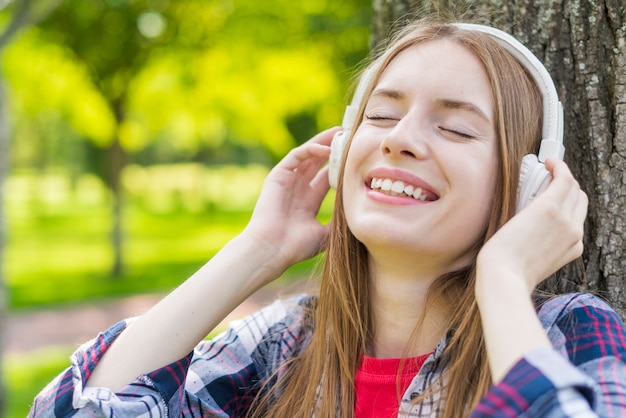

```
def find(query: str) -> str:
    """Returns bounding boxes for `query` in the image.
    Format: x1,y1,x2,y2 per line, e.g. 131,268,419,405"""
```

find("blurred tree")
6,0,371,277
125,0,373,164
33,0,168,276
3,30,115,174
371,0,626,318
0,0,61,415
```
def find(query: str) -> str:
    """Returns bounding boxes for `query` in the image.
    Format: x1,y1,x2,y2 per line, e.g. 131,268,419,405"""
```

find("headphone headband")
330,22,565,209
341,23,565,161
452,23,564,161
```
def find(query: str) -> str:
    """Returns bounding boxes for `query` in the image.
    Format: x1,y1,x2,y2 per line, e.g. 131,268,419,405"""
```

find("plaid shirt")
29,292,626,417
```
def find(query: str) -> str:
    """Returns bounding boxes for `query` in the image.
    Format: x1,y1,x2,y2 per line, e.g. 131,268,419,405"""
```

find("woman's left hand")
476,159,588,294
475,159,588,382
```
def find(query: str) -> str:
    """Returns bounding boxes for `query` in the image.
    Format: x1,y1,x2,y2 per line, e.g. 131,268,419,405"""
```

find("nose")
379,116,430,160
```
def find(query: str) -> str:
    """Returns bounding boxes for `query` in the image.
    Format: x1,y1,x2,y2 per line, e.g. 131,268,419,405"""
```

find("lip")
366,167,440,201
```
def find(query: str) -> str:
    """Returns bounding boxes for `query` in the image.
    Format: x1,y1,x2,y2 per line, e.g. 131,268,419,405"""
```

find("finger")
559,176,582,214
572,189,589,226
279,127,340,171
567,189,588,248
278,143,331,173
548,165,587,260
309,165,331,198
548,160,588,216
542,159,579,209
307,126,342,146
544,159,574,181
276,127,339,170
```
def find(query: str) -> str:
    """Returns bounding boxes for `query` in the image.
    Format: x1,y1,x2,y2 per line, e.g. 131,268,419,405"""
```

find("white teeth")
380,179,393,191
391,181,404,193
370,177,431,201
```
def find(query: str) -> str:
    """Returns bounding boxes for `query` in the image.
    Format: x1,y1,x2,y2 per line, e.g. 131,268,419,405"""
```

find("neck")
366,255,449,359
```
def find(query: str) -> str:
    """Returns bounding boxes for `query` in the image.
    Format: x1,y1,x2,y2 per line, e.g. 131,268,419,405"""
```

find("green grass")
4,346,74,418
6,207,251,309
5,166,334,309
3,167,332,416
7,204,326,309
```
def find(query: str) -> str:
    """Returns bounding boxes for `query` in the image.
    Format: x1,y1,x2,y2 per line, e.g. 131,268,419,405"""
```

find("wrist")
475,270,531,309
475,253,534,302
233,229,292,284
474,261,552,382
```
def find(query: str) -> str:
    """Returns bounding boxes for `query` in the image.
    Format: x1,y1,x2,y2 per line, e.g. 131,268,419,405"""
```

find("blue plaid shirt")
29,292,626,417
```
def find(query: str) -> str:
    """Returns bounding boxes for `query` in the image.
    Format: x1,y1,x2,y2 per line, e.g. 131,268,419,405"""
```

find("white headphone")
328,23,565,213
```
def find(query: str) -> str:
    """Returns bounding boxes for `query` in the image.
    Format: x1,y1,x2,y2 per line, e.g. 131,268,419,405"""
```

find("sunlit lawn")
8,167,242,308
7,207,250,309
4,166,333,417
6,165,332,309
5,347,72,418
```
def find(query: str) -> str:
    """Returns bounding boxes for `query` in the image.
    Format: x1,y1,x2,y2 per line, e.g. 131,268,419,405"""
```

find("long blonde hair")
249,18,543,418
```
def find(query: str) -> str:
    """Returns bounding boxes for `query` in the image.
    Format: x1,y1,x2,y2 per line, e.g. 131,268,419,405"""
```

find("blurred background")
0,0,372,415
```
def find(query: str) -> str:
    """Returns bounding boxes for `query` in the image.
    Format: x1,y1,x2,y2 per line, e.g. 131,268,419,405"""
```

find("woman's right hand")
85,127,340,391
241,126,340,278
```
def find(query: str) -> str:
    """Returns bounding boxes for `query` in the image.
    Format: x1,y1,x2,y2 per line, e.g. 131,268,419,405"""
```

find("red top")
355,353,431,417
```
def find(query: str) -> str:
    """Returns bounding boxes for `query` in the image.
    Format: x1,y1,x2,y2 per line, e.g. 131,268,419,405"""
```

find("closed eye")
440,127,475,140
365,114,398,121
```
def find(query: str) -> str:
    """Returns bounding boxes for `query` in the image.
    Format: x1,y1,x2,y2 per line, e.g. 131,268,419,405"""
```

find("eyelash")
365,114,476,140
365,114,396,121
440,127,475,139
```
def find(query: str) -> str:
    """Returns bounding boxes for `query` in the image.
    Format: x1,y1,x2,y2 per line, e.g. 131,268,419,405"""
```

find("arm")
475,159,587,382
472,159,620,416
30,127,339,415
29,295,316,417
85,127,338,390
471,293,626,417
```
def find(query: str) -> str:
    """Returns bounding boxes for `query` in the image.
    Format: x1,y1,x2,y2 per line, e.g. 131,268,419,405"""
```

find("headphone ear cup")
517,154,553,213
329,130,348,189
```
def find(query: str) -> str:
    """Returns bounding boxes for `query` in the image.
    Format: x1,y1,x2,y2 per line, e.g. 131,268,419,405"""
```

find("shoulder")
228,293,316,344
536,292,622,326
537,292,626,364
190,294,316,386
196,293,316,361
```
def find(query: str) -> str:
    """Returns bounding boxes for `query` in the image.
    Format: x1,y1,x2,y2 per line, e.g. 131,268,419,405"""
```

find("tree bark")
0,65,9,418
108,101,127,277
371,0,626,318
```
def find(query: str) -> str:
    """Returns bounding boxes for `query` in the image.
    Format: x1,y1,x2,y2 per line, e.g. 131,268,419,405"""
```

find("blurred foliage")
2,0,372,168
1,2,368,413
5,166,334,308
0,0,367,305
5,347,71,418
0,0,371,279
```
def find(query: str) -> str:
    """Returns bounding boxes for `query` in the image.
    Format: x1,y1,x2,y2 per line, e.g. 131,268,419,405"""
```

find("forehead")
381,38,488,81
374,39,494,115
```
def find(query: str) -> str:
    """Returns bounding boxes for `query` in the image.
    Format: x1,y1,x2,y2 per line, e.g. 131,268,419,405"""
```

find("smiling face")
342,39,500,274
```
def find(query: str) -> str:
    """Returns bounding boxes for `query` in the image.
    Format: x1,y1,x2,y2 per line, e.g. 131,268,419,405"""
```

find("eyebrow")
369,88,491,123
369,88,406,101
433,98,491,123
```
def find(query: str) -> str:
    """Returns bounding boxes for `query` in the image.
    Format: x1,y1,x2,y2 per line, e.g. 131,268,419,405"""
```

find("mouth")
369,177,439,201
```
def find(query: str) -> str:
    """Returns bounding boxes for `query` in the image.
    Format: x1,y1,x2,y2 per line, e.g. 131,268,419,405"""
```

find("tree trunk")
372,0,626,318
0,1,39,414
108,102,127,277
0,67,9,418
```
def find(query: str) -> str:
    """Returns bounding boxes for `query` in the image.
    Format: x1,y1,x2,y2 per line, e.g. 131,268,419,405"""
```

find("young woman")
30,19,626,417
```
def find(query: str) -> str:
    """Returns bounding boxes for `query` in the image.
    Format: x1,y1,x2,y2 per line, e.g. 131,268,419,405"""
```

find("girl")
30,19,626,417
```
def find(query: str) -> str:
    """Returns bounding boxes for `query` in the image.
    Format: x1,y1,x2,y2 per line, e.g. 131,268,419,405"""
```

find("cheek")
452,154,499,218
472,162,499,229
341,134,375,184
